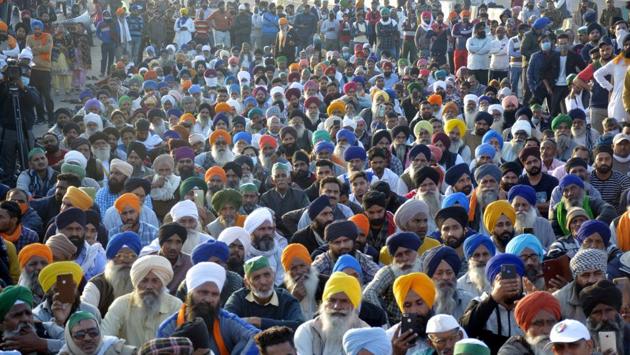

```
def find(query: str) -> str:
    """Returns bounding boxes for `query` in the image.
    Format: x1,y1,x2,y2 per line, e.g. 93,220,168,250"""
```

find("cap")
613,133,630,145
549,319,591,343
426,314,461,334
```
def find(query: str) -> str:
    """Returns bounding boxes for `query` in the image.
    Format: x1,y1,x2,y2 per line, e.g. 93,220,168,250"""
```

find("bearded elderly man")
422,246,474,320
505,234,546,290
81,232,141,317
445,118,472,164
281,243,328,320
244,207,288,286
0,286,65,354
508,184,555,248
501,120,531,162
195,129,235,169
498,291,562,354
483,200,517,253
553,248,608,322
364,232,423,324
157,262,260,354
576,220,624,278
108,192,158,247
413,166,443,232
549,174,616,237
294,272,368,355
551,114,578,161
207,188,246,238
458,234,496,298
579,280,630,354
94,158,134,216
101,255,182,346
17,243,52,305
469,164,504,232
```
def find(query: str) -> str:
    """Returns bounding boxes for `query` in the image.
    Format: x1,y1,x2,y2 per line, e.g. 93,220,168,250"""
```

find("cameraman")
0,61,38,184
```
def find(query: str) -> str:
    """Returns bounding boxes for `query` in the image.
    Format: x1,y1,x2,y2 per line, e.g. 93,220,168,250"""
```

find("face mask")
541,42,551,51
478,31,486,38
21,76,29,86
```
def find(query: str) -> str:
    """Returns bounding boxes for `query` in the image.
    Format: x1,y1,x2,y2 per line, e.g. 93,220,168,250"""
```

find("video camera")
3,59,27,81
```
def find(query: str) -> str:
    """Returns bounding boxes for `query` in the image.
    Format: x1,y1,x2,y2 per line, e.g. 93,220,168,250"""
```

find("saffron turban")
63,186,93,211
483,200,516,233
322,272,362,309
114,193,141,213
204,166,227,183
209,129,232,145
348,214,370,236
130,255,174,288
514,291,561,330
18,243,52,268
281,244,312,272
38,261,83,293
393,272,436,311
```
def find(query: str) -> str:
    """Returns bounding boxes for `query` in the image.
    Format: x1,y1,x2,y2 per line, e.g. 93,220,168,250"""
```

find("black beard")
446,236,465,249
494,230,515,249
410,310,433,341
527,166,541,176
625,49,630,58
596,164,611,174
500,181,515,192
108,179,125,194
460,185,473,196
46,145,59,154
504,291,524,306
189,300,219,328
370,217,385,227
179,167,195,180
475,127,488,136
293,170,310,180
312,220,331,235
68,236,84,253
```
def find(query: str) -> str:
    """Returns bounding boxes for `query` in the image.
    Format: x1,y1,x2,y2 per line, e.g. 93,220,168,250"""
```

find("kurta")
173,16,195,49
594,56,630,121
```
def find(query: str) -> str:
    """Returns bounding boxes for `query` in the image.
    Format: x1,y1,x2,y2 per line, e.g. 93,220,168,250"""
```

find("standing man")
466,22,492,85
209,1,233,48
26,19,53,126
452,10,473,72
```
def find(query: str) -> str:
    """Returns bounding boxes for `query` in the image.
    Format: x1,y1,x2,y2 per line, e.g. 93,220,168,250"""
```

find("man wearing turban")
17,243,52,305
292,195,336,254
109,192,158,247
94,158,133,216
517,146,559,217
102,177,159,231
579,280,628,354
444,118,472,164
157,200,212,254
260,163,310,236
483,200,516,252
102,255,182,346
147,223,193,295
505,233,546,290
499,291,561,354
457,233,496,297
281,243,326,320
295,272,368,355
244,207,287,286
157,262,260,354
207,188,246,238
508,184,555,248
0,286,65,353
460,254,526,353
469,163,503,232
343,327,392,355
81,231,141,317
413,166,443,232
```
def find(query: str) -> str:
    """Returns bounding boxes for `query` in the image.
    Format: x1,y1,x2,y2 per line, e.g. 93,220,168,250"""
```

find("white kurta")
593,58,630,121
173,17,195,49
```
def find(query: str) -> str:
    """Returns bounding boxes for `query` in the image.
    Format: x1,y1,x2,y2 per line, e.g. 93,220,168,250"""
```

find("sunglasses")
72,328,99,340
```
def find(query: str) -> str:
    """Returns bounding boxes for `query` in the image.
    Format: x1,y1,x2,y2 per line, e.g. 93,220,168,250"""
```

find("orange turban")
115,7,125,15
281,243,312,271
617,211,630,251
143,70,157,81
483,200,516,233
427,94,443,106
514,291,561,330
288,63,300,73
18,243,52,268
349,214,369,236
327,100,346,117
205,166,227,183
215,102,232,114
181,79,192,91
460,10,471,17
209,129,232,145
114,193,142,213
278,17,289,26
0,21,7,32
393,272,436,311
63,186,93,211
442,102,459,117
179,113,196,125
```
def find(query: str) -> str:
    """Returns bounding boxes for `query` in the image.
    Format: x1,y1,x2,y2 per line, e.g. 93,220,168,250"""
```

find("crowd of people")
1,0,630,354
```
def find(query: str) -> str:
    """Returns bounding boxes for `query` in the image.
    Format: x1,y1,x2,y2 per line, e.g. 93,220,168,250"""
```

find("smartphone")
193,189,205,209
543,255,573,289
598,331,616,352
501,264,518,279
56,274,75,304
400,313,419,345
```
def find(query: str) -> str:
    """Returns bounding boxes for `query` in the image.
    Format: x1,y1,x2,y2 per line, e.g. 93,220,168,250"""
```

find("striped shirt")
590,170,630,209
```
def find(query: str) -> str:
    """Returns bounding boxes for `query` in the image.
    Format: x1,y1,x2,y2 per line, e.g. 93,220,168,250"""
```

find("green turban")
312,130,332,145
179,176,208,197
67,311,97,331
551,114,572,131
240,183,258,193
0,286,33,320
28,147,46,160
61,163,86,180
244,255,271,276
407,82,423,94
212,188,243,212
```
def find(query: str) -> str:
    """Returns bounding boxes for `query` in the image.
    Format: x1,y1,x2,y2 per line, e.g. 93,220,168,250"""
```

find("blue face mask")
541,42,551,51
21,76,30,86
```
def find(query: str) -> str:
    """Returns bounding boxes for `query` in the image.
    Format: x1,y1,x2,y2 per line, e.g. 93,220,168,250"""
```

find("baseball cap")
613,133,630,145
549,319,591,343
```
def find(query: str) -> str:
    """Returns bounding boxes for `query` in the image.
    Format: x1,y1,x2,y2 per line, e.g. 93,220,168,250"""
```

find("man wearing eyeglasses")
63,311,136,354
425,314,466,355
549,319,594,355
505,234,546,291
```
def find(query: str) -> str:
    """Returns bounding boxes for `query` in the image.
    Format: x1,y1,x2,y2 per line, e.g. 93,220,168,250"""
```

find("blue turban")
188,84,202,94
308,195,331,220
532,17,551,30
142,80,158,91
352,76,366,86
336,129,357,146
485,254,525,284
409,144,431,160
247,108,263,119
167,108,183,118
213,113,230,129
31,19,44,31
191,240,230,264
79,90,93,101
441,192,469,213
508,185,537,207
575,220,611,247
233,131,252,145
475,143,496,159
343,327,392,355
314,141,335,154
243,97,257,107
568,108,586,121
344,146,366,161
228,83,240,95
463,233,496,260
157,81,169,89
505,234,544,259
386,232,421,256
445,163,470,186
559,174,584,191
422,246,461,277
332,254,363,281
478,95,491,103
163,130,181,140
106,232,142,259
482,130,503,149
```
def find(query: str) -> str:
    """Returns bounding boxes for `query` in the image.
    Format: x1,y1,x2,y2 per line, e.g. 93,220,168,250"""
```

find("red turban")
514,291,561,330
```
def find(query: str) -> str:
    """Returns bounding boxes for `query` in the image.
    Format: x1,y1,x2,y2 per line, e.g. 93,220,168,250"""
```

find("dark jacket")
224,287,304,330
0,81,38,131
527,50,560,93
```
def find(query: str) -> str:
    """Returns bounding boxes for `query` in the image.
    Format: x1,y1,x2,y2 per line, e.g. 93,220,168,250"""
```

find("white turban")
511,119,532,137
130,255,173,288
218,227,252,256
342,327,392,355
432,80,446,92
189,133,205,146
160,94,176,107
170,200,199,221
394,199,430,229
186,262,226,292
488,104,504,115
110,159,133,178
243,208,273,234
84,113,103,131
64,150,88,169
237,70,251,83
464,94,479,105
270,86,285,98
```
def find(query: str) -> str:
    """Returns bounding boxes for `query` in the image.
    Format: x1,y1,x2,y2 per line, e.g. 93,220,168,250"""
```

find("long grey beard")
571,126,586,138
306,111,320,124
18,270,44,299
449,139,464,154
510,141,525,157
525,334,553,355
294,125,306,137
515,208,537,234
556,134,572,152
104,262,134,298
562,190,585,210
469,264,489,295
133,289,164,318
284,268,320,320
260,155,274,172
464,109,478,128
418,190,442,218
478,189,499,210
319,305,360,354
334,144,349,160
390,257,423,279
212,146,235,166
434,282,458,315
92,147,111,163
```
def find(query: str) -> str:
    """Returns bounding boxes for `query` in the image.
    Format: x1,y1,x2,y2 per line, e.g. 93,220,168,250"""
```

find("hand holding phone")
55,274,75,304
598,331,616,353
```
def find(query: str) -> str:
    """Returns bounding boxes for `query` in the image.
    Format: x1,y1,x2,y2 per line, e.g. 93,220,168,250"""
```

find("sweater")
224,287,304,330
26,32,53,71
126,15,143,38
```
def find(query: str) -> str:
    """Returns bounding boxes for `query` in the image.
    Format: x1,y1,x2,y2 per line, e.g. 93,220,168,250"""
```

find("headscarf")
393,272,435,311
63,311,102,355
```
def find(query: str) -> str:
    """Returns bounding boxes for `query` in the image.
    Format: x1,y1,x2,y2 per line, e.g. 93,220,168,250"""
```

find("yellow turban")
372,90,390,103
63,186,93,211
180,7,188,16
414,120,433,137
483,200,516,233
38,261,83,293
18,243,52,269
281,244,312,271
114,193,142,213
326,100,346,117
393,272,436,311
444,118,466,136
322,272,362,309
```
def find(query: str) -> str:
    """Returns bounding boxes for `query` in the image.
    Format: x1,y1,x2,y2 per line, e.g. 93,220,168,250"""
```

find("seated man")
0,286,65,353
157,262,260,354
150,223,193,295
225,256,304,330
281,243,327,320
426,314,467,355
109,193,158,247
255,326,299,355
81,231,141,317
17,243,52,305
207,188,247,237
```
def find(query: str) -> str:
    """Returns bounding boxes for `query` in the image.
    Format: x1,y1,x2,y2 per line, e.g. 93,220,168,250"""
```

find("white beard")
556,134,572,153
92,147,111,163
295,125,306,137
212,146,235,166
284,267,320,320
260,154,274,172
132,289,165,319
468,264,489,295
509,141,525,157
464,109,478,129
491,118,504,132
18,270,43,299
525,335,553,355
306,110,320,124
515,208,538,235
449,139,464,154
418,190,443,218
477,189,499,210
150,174,182,201
434,281,458,315
319,305,360,354
334,144,349,161
104,261,134,298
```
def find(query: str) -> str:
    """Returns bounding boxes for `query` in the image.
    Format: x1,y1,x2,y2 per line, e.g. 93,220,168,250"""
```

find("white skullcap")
83,113,103,130
243,208,273,234
488,104,504,114
218,227,252,256
270,86,285,98
130,255,173,288
18,47,33,61
427,314,467,336
186,262,226,292
342,117,357,130
170,200,199,221
64,150,88,169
